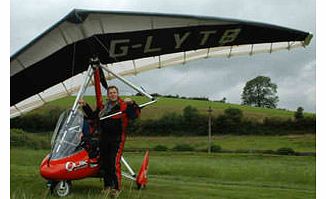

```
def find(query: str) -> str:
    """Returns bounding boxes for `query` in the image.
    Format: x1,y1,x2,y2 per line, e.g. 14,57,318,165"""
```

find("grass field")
34,96,314,121
11,133,315,199
11,96,315,198
125,134,316,153
11,129,316,153
10,148,315,199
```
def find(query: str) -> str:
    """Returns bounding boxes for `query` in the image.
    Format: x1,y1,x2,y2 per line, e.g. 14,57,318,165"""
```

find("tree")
183,105,199,123
294,107,304,121
219,97,227,103
241,76,279,108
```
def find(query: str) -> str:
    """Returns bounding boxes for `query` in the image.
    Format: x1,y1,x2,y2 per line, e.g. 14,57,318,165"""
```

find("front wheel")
53,180,71,197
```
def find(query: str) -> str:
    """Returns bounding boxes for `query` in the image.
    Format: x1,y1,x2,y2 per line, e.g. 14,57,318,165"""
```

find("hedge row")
10,106,65,132
11,106,315,136
10,129,313,156
127,107,315,136
151,144,312,156
10,128,50,149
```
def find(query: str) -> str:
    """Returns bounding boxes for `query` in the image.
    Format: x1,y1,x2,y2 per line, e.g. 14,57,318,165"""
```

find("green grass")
10,148,315,199
33,96,314,122
125,134,316,152
10,129,316,153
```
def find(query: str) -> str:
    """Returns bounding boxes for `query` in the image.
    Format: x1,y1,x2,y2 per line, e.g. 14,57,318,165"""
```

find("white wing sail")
10,9,313,118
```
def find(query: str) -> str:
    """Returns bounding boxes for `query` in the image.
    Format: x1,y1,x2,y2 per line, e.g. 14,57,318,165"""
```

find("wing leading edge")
10,9,313,117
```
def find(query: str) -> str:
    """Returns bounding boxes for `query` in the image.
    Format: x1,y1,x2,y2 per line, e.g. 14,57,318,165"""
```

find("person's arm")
79,99,99,119
124,98,141,120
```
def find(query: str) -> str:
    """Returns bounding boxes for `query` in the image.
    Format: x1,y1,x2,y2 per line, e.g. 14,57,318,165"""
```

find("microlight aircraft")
10,9,312,197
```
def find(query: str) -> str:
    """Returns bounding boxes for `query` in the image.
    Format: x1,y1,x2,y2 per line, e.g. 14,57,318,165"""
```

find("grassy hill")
30,96,314,122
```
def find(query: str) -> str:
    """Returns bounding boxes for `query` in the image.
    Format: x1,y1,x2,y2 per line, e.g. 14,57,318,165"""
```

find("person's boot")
102,187,112,198
110,189,121,199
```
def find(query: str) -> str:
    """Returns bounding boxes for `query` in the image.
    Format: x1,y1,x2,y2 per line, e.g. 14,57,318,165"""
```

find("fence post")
208,106,212,154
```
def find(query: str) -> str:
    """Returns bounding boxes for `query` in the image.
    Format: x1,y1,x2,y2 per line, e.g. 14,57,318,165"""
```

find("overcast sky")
10,0,316,112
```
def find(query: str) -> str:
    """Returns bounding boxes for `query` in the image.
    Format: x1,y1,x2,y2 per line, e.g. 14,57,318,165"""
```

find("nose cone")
40,155,50,179
39,155,61,180
39,151,100,181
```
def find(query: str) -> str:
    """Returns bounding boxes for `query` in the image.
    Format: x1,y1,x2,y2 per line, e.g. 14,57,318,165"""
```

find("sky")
10,0,316,112
6,1,325,197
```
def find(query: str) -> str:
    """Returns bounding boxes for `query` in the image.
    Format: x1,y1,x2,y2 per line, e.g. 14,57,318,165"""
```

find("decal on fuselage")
65,160,88,172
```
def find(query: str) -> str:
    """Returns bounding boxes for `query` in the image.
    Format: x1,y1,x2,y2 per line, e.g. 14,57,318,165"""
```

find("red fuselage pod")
40,150,100,181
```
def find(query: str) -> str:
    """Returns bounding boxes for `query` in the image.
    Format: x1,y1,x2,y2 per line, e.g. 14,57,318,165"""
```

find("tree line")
11,105,315,136
11,75,314,135
127,106,315,136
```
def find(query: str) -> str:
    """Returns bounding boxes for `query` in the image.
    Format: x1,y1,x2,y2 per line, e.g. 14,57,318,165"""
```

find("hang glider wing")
10,9,313,118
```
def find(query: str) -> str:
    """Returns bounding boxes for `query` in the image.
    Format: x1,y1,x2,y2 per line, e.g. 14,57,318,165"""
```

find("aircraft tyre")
52,180,72,197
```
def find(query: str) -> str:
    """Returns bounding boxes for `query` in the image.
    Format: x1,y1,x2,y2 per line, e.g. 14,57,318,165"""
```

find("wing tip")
304,33,313,46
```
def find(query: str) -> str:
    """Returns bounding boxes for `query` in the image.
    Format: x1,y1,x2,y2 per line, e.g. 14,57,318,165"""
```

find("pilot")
78,85,140,198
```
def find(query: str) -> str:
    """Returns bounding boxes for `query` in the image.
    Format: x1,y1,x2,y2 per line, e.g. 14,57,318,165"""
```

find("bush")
172,144,194,152
213,108,244,134
261,150,275,155
294,116,316,131
183,106,199,124
10,106,66,132
275,147,295,155
188,97,209,101
153,145,168,151
10,128,50,149
210,144,222,152
10,128,28,147
224,108,243,123
158,112,184,134
294,107,304,121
